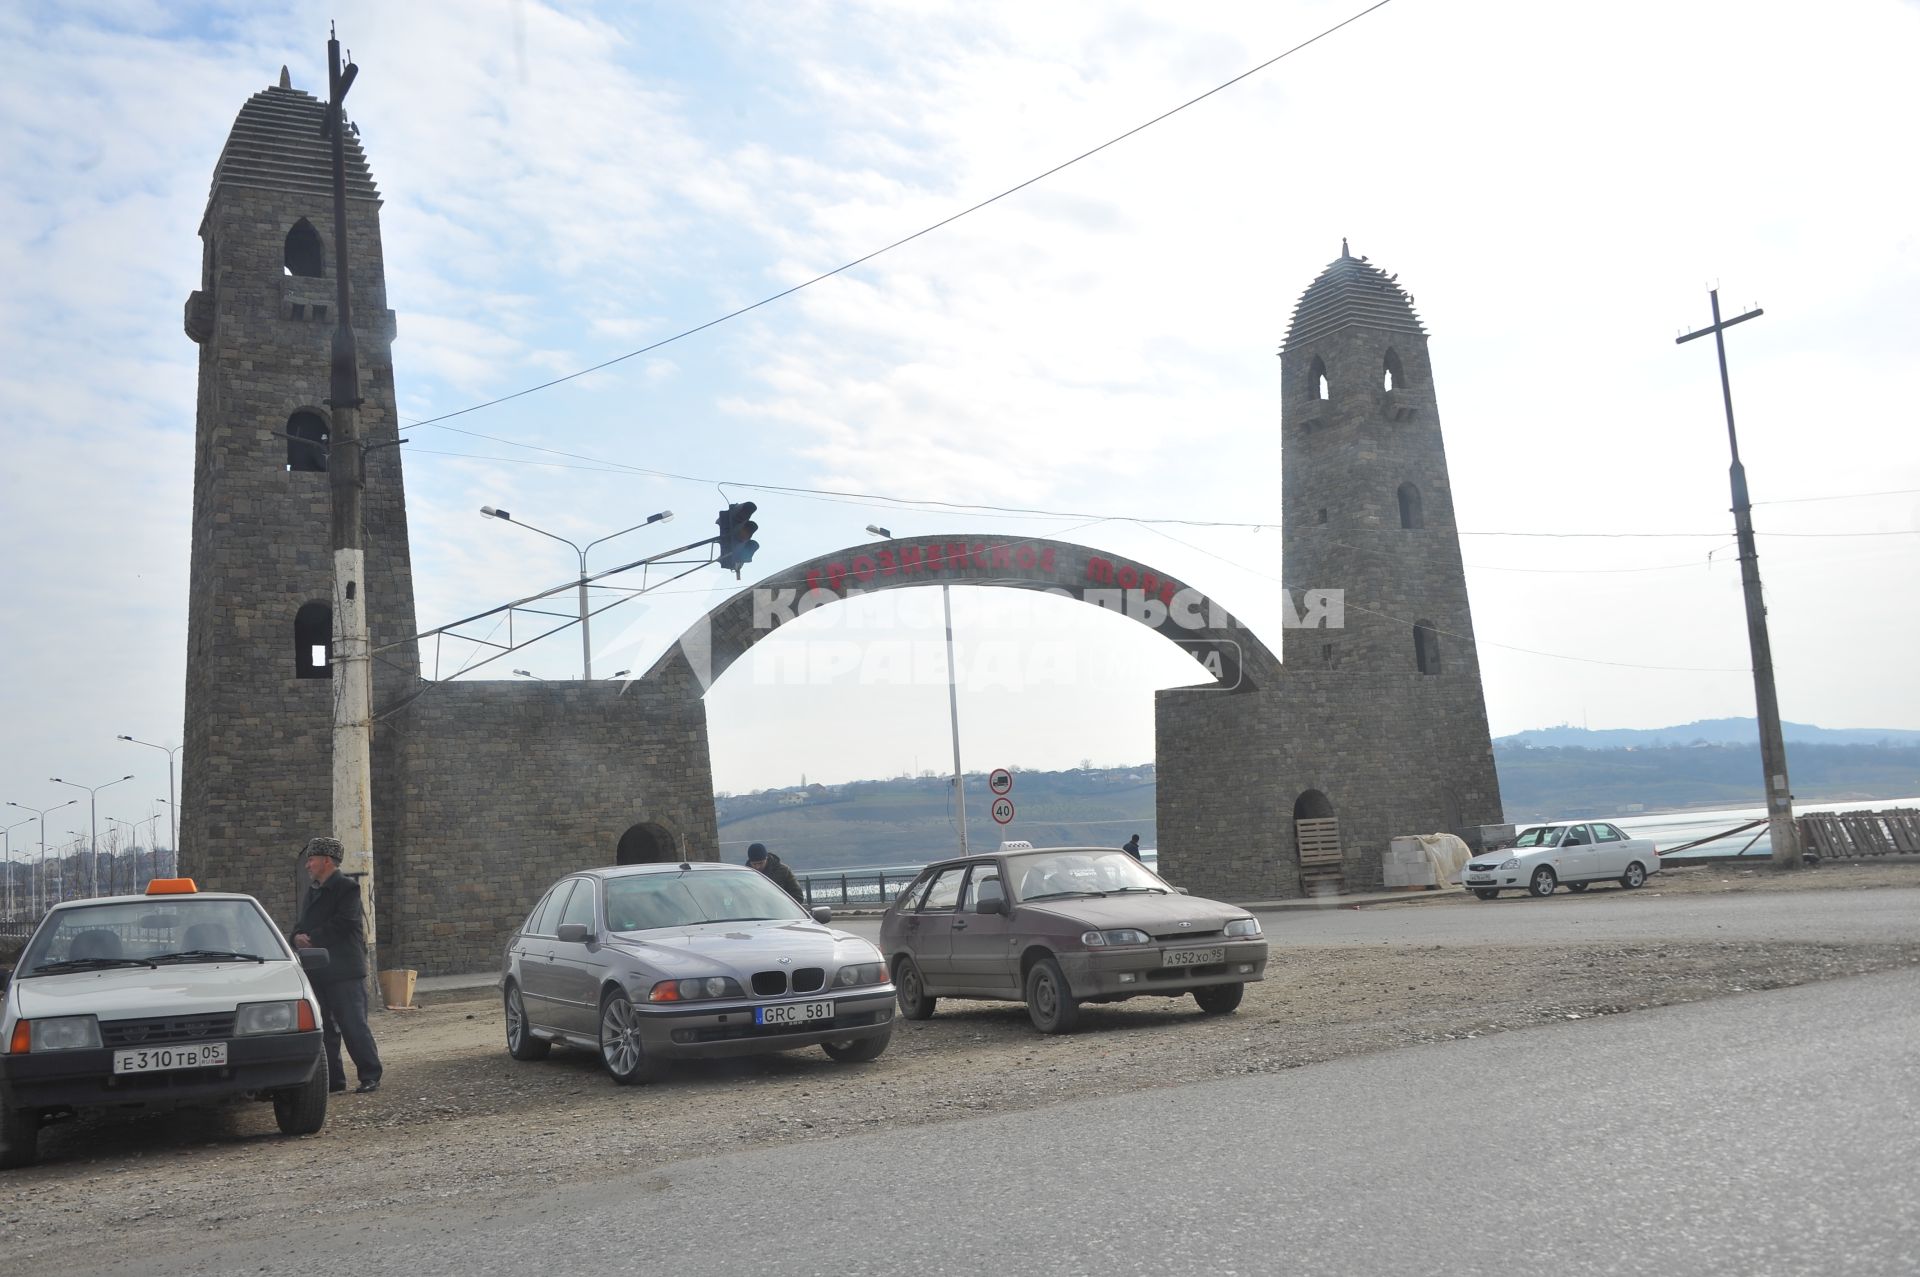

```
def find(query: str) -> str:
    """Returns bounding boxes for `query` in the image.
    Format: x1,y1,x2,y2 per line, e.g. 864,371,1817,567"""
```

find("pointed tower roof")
205,76,380,213
1281,242,1424,351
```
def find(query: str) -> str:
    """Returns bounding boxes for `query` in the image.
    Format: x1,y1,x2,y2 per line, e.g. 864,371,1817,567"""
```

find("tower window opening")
1414,620,1441,675
295,601,332,679
284,218,324,278
1384,347,1405,393
1316,508,1328,525
1398,482,1424,529
287,410,329,472
1305,355,1329,402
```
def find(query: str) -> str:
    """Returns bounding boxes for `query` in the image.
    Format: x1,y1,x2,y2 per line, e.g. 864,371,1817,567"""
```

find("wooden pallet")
1797,809,1920,860
1296,817,1346,896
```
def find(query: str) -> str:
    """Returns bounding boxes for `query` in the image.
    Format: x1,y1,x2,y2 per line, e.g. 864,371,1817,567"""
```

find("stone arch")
294,600,331,678
1383,346,1406,392
1414,619,1442,674
615,821,678,865
284,218,324,278
641,534,1276,697
1293,789,1335,820
286,409,329,472
1306,354,1330,402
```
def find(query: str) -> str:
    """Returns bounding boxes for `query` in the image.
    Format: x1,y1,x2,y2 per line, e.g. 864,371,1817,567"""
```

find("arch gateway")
179,76,1503,976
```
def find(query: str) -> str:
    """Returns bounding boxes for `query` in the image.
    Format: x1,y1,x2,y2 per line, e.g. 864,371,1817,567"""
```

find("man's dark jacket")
293,870,369,985
756,852,805,903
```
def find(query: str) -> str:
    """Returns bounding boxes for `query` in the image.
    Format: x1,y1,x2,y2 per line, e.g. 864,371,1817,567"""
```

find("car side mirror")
811,905,833,924
1174,886,1190,894
555,922,592,944
975,896,1007,916
297,947,330,972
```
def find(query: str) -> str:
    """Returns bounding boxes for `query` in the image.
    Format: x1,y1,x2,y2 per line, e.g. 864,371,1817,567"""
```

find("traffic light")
716,501,759,574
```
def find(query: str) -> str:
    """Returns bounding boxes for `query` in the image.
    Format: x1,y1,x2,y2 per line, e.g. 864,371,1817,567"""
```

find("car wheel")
1025,957,1080,1034
1473,889,1499,901
822,1023,893,1064
272,1060,329,1136
894,956,937,1020
504,981,550,1061
599,989,665,1086
1621,862,1648,890
1528,866,1558,897
1193,983,1244,1015
1567,882,1589,893
0,1105,39,1170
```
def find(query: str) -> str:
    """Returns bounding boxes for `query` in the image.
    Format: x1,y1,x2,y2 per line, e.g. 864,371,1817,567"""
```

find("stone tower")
180,72,419,917
1154,244,1504,900
1278,242,1475,681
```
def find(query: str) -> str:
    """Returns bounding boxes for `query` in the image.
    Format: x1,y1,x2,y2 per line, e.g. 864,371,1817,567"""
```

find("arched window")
1398,482,1424,529
1383,347,1405,392
286,410,329,472
284,219,324,278
615,822,678,865
295,601,332,679
1414,620,1441,675
1307,354,1330,402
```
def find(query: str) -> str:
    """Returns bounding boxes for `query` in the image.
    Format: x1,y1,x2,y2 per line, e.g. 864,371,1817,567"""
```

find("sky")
2,0,1917,854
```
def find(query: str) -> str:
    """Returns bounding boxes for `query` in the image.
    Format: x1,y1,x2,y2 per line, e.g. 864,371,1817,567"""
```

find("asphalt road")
134,966,1919,1276
831,886,1920,948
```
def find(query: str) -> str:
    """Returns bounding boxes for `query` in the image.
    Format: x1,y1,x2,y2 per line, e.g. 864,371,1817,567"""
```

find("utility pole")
1677,289,1799,869
322,23,382,992
943,584,969,856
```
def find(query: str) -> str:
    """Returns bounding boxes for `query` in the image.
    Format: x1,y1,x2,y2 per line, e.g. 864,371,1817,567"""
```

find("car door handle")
951,920,967,930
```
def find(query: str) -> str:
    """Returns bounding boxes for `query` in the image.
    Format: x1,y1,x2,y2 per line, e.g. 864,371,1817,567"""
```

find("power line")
401,0,1398,433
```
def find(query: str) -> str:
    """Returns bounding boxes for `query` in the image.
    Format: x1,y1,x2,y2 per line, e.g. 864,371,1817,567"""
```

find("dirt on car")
3,859,1917,1268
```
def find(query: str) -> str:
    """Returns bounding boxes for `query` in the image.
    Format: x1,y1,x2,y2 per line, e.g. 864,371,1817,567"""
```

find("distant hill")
1497,718,1920,749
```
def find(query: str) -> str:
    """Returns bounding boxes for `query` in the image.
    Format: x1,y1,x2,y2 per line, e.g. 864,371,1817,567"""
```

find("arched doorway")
615,821,677,865
1293,789,1344,896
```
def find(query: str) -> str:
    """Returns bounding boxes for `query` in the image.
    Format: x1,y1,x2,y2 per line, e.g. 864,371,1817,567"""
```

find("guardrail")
797,871,908,910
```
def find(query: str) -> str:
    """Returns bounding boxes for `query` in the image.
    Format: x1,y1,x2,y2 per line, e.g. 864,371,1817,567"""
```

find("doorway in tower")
615,822,678,865
1293,789,1345,897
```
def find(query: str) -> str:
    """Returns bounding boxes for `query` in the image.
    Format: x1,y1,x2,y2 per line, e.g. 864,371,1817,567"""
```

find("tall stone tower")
180,71,419,917
1278,242,1476,682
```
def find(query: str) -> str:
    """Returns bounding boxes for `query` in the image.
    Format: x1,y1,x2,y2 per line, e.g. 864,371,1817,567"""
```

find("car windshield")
19,897,289,975
604,870,809,931
1012,850,1169,901
1514,826,1566,848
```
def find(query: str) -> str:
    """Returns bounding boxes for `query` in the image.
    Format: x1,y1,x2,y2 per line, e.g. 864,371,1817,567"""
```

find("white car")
0,879,331,1169
1461,821,1661,900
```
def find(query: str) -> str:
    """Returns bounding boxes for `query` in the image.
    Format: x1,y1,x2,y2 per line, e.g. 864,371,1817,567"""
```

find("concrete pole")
943,583,968,855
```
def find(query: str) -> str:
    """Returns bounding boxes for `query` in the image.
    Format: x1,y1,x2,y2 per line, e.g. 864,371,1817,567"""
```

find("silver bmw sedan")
499,862,895,1083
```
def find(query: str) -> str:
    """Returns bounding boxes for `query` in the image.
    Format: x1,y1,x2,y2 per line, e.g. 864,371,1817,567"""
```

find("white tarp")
1384,833,1473,890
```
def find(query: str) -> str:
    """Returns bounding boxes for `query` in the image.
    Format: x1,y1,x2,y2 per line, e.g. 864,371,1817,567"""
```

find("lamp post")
152,799,175,877
105,818,140,895
3,817,34,923
51,774,134,898
512,668,543,680
117,736,181,855
867,524,969,856
7,799,76,916
480,505,674,679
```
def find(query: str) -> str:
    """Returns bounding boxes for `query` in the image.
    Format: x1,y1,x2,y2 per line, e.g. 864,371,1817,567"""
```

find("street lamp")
512,668,543,680
152,799,175,877
864,524,966,856
118,735,181,854
3,816,33,923
480,505,674,679
105,817,139,895
51,774,134,898
7,799,76,915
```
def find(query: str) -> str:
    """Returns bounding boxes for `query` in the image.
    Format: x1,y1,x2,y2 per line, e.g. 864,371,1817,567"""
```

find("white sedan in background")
1462,821,1661,900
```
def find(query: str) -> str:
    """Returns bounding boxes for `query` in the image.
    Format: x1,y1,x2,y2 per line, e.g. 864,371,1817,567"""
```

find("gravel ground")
3,860,1918,1266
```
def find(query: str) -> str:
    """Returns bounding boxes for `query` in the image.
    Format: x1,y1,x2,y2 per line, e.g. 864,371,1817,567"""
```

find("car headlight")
649,976,744,1003
833,962,887,988
236,1000,300,1035
1081,929,1150,947
1224,917,1262,938
31,1016,103,1052
1499,858,1521,870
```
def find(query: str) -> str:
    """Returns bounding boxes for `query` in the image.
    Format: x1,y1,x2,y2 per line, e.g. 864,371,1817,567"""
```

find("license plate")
1161,946,1225,967
1466,877,1493,885
113,1042,228,1074
755,1000,834,1026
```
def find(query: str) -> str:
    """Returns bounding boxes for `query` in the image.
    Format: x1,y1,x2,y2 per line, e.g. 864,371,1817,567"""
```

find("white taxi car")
1462,821,1662,900
0,879,330,1169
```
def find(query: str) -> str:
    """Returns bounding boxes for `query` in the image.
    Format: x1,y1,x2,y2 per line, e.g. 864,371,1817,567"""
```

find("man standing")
746,842,804,903
1122,834,1143,860
292,836,383,1094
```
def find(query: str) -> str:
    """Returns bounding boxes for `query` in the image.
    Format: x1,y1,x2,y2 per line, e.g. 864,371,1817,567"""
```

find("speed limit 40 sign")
990,796,1015,825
